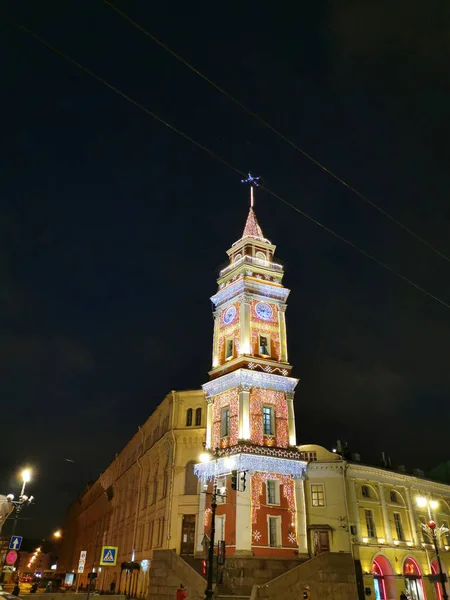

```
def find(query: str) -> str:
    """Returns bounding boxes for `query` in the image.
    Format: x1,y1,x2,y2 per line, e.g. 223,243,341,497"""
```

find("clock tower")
195,191,306,558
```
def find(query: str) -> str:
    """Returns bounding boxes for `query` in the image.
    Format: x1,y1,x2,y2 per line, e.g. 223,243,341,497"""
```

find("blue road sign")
100,546,118,566
9,536,22,551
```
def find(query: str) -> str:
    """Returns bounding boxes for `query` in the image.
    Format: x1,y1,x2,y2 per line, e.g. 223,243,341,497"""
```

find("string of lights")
103,0,450,265
12,22,450,312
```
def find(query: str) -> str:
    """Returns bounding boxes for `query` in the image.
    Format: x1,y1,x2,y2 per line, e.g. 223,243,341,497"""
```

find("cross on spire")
241,172,261,207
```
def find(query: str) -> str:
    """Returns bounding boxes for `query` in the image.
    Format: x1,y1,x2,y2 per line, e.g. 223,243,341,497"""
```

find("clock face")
255,302,273,321
223,305,237,325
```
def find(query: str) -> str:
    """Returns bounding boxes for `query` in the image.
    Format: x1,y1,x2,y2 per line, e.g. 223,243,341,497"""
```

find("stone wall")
249,552,357,600
149,550,206,600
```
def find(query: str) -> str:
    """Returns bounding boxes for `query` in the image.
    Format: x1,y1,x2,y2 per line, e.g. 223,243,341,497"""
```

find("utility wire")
103,0,450,265
13,23,450,312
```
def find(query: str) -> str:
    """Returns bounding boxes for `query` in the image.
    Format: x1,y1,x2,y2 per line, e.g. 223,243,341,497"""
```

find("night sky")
1,1,449,538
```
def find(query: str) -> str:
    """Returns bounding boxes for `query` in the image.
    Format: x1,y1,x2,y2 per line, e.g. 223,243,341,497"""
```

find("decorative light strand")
250,388,289,448
251,472,296,524
203,368,298,397
194,452,306,480
211,389,239,449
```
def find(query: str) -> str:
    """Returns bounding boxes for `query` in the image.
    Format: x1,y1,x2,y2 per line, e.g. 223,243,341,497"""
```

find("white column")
378,483,393,544
212,312,220,367
348,480,362,542
235,476,252,556
278,303,288,362
295,478,308,553
206,397,213,449
239,294,251,355
238,384,251,440
286,392,296,446
405,487,419,546
196,488,207,554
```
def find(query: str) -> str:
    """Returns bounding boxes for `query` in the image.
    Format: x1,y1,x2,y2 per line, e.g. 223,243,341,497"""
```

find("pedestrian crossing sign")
100,546,118,566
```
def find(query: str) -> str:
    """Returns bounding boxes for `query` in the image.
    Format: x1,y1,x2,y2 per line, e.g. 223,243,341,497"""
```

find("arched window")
186,408,193,426
184,461,198,495
403,557,425,600
195,407,202,426
372,556,396,600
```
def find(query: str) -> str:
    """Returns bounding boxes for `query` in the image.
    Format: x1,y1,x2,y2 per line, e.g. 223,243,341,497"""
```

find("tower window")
266,480,280,505
225,337,234,360
268,516,281,547
259,334,270,357
255,251,266,261
221,407,230,437
263,406,274,435
186,408,193,427
195,407,202,426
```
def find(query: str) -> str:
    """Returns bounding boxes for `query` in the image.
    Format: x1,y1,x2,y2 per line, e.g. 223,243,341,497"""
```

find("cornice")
203,368,298,396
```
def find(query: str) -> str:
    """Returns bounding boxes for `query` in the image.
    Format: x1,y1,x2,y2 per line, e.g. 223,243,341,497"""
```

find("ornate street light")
200,445,220,600
416,496,449,600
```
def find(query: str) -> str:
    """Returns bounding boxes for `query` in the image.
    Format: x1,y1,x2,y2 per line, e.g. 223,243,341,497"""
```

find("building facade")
304,444,450,600
59,390,206,596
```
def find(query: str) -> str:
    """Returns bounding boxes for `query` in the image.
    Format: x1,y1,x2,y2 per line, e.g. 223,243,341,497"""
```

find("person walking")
176,583,187,600
110,579,116,594
12,583,20,597
30,582,38,594
45,580,53,593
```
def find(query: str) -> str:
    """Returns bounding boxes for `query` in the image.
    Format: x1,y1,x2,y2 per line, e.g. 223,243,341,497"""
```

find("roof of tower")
241,206,271,243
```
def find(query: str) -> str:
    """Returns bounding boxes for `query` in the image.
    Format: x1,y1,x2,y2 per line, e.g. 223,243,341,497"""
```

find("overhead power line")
103,0,450,265
13,23,450,312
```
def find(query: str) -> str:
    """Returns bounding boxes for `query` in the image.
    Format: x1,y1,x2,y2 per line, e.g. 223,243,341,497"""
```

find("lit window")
259,334,270,357
268,516,280,547
311,484,325,507
195,407,202,426
221,407,230,437
361,485,370,498
263,406,274,435
225,337,234,360
267,480,280,505
393,513,405,541
365,509,376,538
186,408,193,427
216,515,225,542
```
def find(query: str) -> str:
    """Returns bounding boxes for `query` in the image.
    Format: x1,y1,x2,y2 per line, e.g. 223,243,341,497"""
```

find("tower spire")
240,173,267,240
241,172,261,209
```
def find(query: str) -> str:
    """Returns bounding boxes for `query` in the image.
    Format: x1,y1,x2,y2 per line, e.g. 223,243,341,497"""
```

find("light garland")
202,368,298,397
211,279,289,308
194,452,306,480
211,389,239,449
250,388,289,448
204,507,211,527
251,472,296,526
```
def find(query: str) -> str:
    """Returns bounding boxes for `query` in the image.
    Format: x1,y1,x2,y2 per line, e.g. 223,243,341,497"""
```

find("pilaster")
212,312,220,368
196,487,207,554
378,483,393,544
348,480,362,543
235,481,252,556
239,294,251,355
286,391,296,446
405,487,419,546
295,478,308,553
238,384,251,440
278,303,288,362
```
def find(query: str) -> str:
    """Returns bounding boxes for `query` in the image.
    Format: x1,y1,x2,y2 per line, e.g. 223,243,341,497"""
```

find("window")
267,480,280,505
393,513,405,541
225,337,234,360
216,477,226,504
184,461,198,495
259,334,270,357
263,406,274,435
311,484,325,507
195,407,202,426
361,485,370,498
300,451,317,462
268,516,280,547
390,490,398,503
255,251,266,261
221,407,230,437
365,509,376,538
186,408,193,426
234,253,242,262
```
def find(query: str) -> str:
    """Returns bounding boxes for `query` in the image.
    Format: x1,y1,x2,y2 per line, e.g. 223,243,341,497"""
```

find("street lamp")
200,445,220,600
53,530,62,539
416,496,449,600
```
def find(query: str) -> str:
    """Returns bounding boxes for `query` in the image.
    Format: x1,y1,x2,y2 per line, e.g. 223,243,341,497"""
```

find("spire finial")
241,172,261,208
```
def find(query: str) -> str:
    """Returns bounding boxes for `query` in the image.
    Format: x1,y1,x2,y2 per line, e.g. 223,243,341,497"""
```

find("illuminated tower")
195,182,306,558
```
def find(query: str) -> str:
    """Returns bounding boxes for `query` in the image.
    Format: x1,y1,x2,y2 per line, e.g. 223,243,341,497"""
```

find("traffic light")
231,470,238,490
201,559,207,575
241,471,247,491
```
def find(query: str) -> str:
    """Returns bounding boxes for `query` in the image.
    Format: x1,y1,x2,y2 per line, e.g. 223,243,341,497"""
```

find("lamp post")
416,497,449,600
200,446,220,600
0,469,34,582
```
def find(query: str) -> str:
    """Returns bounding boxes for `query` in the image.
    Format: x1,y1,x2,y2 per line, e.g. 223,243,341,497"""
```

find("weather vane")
241,172,261,207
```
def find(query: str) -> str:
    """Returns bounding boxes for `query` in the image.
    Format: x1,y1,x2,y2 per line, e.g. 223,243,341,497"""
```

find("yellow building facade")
59,390,206,596
302,444,450,600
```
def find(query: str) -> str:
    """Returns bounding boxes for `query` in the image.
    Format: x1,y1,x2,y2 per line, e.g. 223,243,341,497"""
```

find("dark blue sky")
1,0,449,537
